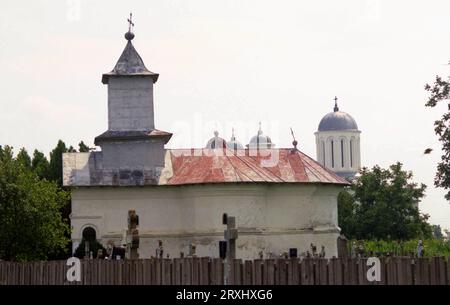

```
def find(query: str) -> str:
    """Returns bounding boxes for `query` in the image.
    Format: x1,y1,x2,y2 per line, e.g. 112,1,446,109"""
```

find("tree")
78,141,90,152
337,190,357,237
31,149,50,180
425,76,450,199
0,146,70,261
47,140,68,187
16,147,31,170
338,162,432,240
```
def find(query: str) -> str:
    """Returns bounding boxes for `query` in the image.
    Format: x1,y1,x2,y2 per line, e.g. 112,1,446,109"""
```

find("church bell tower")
95,14,172,172
315,97,361,179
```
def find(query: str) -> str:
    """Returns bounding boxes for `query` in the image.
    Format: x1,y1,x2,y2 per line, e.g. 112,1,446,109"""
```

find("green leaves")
0,152,70,261
425,75,450,199
338,163,431,240
349,239,450,258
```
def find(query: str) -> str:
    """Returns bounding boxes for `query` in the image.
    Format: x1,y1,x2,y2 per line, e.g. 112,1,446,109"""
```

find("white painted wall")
70,183,342,259
315,130,361,177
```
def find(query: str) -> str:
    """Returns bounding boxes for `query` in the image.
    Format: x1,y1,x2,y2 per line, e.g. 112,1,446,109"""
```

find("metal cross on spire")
290,127,298,151
334,96,339,112
290,127,296,142
125,13,135,41
127,13,134,32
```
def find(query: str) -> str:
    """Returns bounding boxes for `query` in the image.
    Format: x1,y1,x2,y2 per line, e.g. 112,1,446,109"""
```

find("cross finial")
258,122,263,135
128,13,134,32
290,127,298,151
125,13,135,41
333,96,339,112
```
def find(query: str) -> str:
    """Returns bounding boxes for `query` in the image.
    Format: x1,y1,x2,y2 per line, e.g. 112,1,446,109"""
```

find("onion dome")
247,123,275,149
318,97,358,131
205,131,227,149
227,128,244,150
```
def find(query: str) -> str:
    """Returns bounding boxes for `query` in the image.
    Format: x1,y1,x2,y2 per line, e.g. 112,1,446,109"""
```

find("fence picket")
0,257,447,285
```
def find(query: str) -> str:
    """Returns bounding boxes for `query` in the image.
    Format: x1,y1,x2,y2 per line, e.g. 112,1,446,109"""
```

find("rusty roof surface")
63,148,349,187
166,148,349,185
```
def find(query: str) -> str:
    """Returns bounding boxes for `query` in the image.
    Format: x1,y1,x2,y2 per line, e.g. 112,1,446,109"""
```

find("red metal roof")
166,148,349,185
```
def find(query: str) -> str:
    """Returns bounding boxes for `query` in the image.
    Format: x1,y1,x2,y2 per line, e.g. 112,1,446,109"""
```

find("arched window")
350,140,353,167
341,139,344,168
82,227,96,242
331,140,334,168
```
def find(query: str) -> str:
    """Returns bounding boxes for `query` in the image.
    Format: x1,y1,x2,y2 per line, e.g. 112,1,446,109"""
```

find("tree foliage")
0,146,70,261
47,140,68,187
349,238,450,258
16,148,31,170
31,149,50,180
425,75,450,199
78,141,90,152
338,162,432,240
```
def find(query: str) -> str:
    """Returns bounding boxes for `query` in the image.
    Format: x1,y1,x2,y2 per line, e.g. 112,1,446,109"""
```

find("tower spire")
333,96,339,112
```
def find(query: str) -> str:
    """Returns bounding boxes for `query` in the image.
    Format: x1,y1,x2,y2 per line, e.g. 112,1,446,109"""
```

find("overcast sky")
1,0,450,230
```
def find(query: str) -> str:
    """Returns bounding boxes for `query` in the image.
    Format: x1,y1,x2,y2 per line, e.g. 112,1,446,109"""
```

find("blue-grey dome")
227,130,244,150
318,97,358,132
318,111,358,131
206,131,227,149
247,127,275,149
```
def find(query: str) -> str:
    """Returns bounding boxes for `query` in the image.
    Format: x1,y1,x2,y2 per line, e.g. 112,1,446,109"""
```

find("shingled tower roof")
102,21,159,84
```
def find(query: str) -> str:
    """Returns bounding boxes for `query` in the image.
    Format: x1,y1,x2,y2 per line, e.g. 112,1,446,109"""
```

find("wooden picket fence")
0,257,449,285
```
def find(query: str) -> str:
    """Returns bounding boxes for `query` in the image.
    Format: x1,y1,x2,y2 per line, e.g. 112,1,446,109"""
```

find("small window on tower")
341,139,344,168
322,141,325,165
350,140,353,167
331,140,334,168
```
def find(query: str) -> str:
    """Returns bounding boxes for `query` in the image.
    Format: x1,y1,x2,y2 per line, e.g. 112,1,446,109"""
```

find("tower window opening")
341,139,344,168
350,140,353,167
331,140,334,168
322,141,325,165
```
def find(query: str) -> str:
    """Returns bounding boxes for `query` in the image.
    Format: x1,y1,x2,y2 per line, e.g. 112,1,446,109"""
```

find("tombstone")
219,241,227,259
189,243,196,257
289,248,298,258
112,246,126,260
417,240,424,258
337,234,348,258
126,210,140,259
97,249,104,259
310,243,317,257
156,240,164,258
223,213,238,285
319,246,326,258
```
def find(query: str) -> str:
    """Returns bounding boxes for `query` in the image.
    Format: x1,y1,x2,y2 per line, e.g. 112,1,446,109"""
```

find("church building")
63,22,360,259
